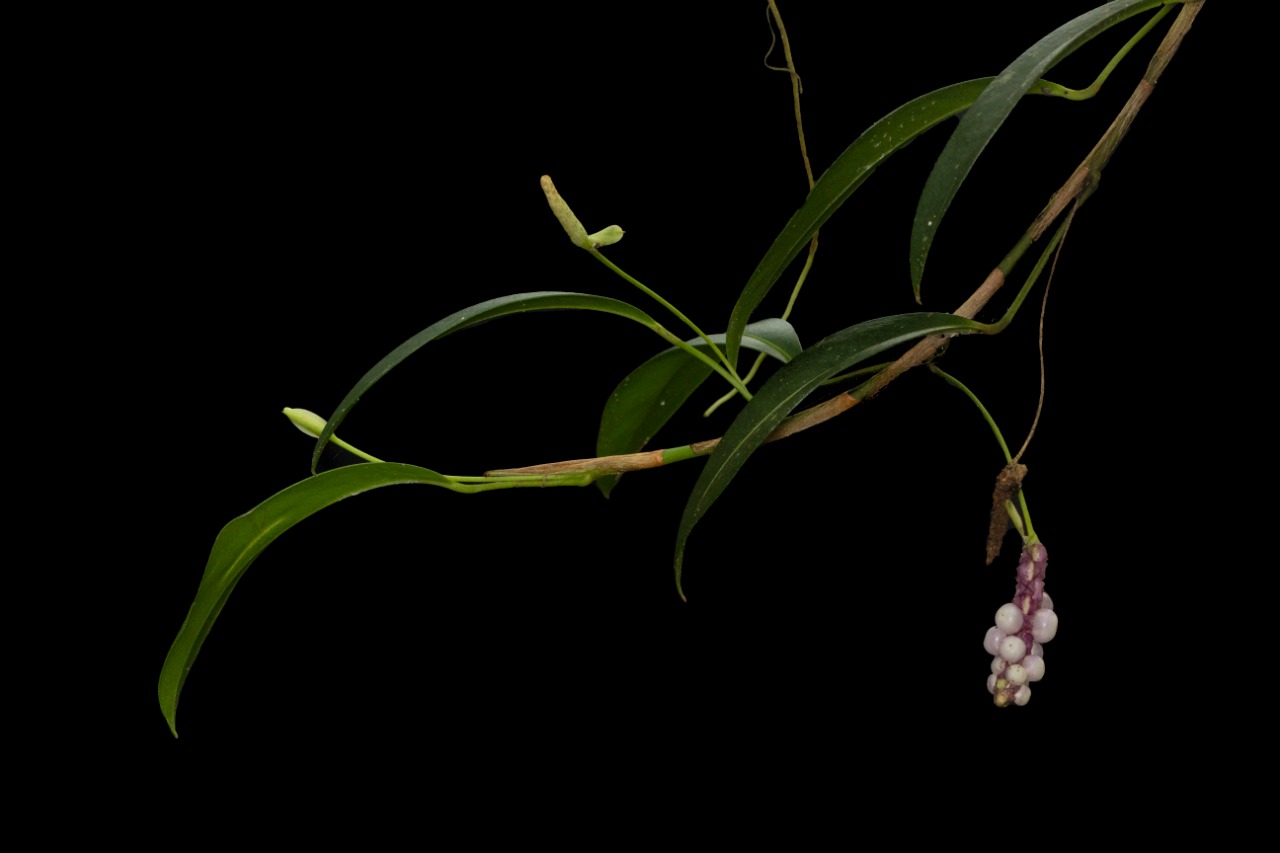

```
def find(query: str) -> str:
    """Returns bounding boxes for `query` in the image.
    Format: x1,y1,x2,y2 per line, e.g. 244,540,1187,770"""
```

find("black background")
74,3,1226,777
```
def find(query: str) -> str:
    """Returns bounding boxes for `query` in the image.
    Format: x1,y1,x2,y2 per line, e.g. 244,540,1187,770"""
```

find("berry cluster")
983,542,1057,707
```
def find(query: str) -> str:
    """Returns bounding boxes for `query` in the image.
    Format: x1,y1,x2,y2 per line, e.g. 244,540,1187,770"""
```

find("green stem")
1050,5,1174,101
1019,491,1036,542
589,249,742,383
873,186,1076,367
660,444,703,465
704,353,766,416
928,365,1036,541
651,324,754,400
330,437,383,464
973,209,1076,336
929,365,1012,460
285,411,596,489
781,240,818,322
705,235,822,417
285,407,387,463
964,6,1170,322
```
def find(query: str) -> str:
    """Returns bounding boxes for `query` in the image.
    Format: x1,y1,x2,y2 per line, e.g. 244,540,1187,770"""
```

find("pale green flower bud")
282,407,384,463
283,407,327,438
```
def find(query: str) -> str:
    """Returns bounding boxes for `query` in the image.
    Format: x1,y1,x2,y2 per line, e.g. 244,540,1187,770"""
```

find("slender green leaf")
910,0,1171,299
312,292,665,473
726,78,996,367
159,462,470,737
596,318,802,497
675,312,985,597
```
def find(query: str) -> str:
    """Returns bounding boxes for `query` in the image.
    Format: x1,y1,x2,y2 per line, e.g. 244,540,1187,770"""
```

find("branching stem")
589,250,751,399
481,3,1203,482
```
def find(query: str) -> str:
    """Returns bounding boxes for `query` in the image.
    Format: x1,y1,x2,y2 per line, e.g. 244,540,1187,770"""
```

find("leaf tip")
161,704,180,738
910,255,926,304
596,473,619,498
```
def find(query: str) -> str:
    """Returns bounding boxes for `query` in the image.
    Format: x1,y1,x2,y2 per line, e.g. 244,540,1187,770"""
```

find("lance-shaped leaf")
910,0,1170,300
674,312,985,598
596,318,802,497
726,78,996,367
312,292,665,473
159,462,477,737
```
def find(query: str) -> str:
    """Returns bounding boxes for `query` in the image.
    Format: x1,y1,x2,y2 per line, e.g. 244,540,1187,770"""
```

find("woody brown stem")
488,2,1202,481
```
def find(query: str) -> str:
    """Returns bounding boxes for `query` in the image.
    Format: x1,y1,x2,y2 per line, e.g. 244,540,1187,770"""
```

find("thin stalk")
928,365,1036,541
285,407,386,463
331,436,383,464
781,242,818,320
704,241,820,417
589,250,741,384
704,353,768,416
982,210,1077,335
650,323,754,400
706,0,818,420
928,366,1013,461
1056,4,1175,101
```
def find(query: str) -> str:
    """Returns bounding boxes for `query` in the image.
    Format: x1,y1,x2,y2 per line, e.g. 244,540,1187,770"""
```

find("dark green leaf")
159,462,471,737
596,318,801,497
675,312,985,598
726,78,996,366
910,0,1168,299
312,292,664,473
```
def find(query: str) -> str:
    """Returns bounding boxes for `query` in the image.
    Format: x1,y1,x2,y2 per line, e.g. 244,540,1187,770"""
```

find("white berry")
1031,608,1059,643
995,603,1024,634
999,635,1027,663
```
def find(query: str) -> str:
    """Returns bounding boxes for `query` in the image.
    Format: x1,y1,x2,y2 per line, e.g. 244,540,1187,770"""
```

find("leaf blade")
158,462,465,737
311,292,664,473
726,78,995,366
675,312,985,597
596,318,801,497
909,0,1167,298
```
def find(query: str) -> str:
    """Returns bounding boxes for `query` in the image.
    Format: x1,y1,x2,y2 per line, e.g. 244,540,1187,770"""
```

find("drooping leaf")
159,462,476,737
725,78,997,367
910,0,1170,299
311,292,665,473
675,312,985,598
596,318,802,497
